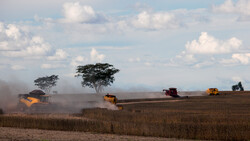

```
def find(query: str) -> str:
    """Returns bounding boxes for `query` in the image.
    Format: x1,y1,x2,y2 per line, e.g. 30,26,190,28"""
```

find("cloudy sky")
1,0,250,92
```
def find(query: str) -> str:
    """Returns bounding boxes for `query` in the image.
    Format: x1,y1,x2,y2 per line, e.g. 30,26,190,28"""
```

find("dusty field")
0,127,197,141
0,91,249,141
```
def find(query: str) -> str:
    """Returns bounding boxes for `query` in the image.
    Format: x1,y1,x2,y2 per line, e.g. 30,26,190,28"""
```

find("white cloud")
176,52,197,64
128,57,141,63
144,62,152,66
0,22,4,32
41,63,66,69
0,41,9,50
220,53,250,65
0,23,51,58
48,49,68,61
70,56,86,66
11,65,25,70
61,2,105,23
132,11,180,30
193,61,214,68
4,36,51,58
90,48,105,62
185,32,242,54
232,76,243,82
213,0,250,16
232,53,250,64
5,24,21,40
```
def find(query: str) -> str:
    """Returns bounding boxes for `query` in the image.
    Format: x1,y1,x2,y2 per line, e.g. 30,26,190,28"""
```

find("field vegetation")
0,91,249,141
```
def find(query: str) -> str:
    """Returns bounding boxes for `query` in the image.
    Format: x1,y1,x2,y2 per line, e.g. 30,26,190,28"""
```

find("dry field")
0,91,249,141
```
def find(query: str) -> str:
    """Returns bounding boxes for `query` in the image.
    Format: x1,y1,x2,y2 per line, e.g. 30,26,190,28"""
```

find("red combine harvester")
163,88,188,98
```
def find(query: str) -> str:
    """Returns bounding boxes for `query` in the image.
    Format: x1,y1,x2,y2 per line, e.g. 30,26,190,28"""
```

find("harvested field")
0,91,249,141
0,127,193,141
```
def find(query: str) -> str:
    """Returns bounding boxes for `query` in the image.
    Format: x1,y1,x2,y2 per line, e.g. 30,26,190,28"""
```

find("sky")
0,0,250,93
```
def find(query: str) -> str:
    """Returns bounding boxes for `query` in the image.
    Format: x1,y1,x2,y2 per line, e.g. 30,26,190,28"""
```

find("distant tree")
232,85,239,91
232,81,244,91
34,75,59,94
238,82,244,91
75,63,120,93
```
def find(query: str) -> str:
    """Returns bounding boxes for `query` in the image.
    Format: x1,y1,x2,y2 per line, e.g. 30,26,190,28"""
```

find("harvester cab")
18,90,50,111
163,88,180,97
104,94,123,110
206,88,219,95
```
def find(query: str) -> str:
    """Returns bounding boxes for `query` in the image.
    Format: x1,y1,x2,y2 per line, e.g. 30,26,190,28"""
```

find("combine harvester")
163,88,188,98
206,88,219,95
17,90,52,112
104,94,123,110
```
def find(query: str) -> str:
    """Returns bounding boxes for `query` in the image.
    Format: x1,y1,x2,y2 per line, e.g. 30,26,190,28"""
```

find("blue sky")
0,0,250,93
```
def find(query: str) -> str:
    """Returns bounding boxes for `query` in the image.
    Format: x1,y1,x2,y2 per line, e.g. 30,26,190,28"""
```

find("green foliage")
76,63,119,93
34,75,59,94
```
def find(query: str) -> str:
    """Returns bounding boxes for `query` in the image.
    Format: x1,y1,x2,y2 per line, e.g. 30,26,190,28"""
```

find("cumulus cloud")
220,53,250,65
213,0,250,18
132,11,180,30
232,53,250,64
70,56,86,66
185,32,242,54
61,2,106,23
90,48,105,62
176,52,197,64
4,36,51,58
5,24,21,40
0,23,51,58
47,49,68,61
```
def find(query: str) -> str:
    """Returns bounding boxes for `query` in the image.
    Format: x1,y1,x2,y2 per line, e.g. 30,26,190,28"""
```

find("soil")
0,127,195,141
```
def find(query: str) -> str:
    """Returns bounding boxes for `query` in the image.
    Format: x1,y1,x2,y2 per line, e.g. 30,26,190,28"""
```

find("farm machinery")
17,90,51,112
206,88,219,95
163,88,188,98
104,94,123,110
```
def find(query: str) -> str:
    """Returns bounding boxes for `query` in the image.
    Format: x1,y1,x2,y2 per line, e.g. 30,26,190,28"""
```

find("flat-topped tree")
76,63,120,93
34,75,59,94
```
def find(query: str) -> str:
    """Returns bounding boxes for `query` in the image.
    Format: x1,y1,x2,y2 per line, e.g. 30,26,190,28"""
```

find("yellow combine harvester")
18,90,50,112
206,88,219,95
104,94,123,110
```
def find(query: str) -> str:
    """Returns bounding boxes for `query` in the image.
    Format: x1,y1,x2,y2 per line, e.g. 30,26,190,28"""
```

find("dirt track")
0,127,195,141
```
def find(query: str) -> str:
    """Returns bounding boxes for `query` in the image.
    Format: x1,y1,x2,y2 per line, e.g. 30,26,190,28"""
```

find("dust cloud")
0,78,207,114
0,79,29,113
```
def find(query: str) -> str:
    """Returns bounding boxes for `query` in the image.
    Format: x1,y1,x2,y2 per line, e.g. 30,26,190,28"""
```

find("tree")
34,75,59,94
232,81,244,91
75,63,120,93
